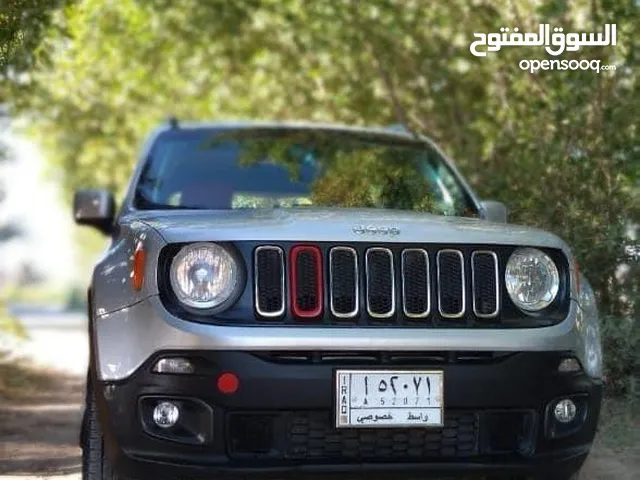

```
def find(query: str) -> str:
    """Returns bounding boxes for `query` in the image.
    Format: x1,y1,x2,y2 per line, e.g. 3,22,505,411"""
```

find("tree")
1,0,70,237
1,0,68,72
5,0,639,388
1,0,68,334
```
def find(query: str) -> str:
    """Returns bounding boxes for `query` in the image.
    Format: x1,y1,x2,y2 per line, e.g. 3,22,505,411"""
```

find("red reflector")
290,245,323,319
217,372,239,394
132,242,146,291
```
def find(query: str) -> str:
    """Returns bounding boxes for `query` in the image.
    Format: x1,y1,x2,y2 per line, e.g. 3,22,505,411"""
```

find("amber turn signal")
132,242,146,290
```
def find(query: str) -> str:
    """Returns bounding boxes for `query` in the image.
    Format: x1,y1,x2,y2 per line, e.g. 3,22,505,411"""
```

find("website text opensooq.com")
519,58,616,74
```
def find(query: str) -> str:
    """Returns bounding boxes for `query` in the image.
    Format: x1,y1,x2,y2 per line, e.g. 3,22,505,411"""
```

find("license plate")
335,370,444,428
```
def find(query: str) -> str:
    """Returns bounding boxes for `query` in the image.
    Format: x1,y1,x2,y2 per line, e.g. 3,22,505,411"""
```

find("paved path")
0,311,635,479
0,311,86,479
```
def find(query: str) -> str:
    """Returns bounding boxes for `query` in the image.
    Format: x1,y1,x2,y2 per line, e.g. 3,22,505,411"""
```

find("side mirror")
73,189,116,235
480,200,508,223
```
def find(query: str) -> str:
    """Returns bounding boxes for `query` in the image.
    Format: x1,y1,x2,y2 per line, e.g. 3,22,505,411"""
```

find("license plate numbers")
335,370,444,428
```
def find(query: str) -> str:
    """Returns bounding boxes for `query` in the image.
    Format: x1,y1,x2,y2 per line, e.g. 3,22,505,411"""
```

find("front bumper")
95,350,602,479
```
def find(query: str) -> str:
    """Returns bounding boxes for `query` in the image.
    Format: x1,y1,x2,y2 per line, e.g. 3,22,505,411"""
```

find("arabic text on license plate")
335,370,444,428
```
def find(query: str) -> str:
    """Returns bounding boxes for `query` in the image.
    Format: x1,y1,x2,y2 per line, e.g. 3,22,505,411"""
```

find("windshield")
134,127,478,217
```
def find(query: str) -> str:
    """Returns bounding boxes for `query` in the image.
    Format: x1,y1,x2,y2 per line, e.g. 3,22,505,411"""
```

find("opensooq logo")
469,24,616,57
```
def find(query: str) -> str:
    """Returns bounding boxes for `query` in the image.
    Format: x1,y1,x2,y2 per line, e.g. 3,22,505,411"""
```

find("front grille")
250,243,569,326
254,246,285,317
401,249,430,318
329,247,359,318
252,350,515,365
472,251,499,318
287,412,478,459
437,250,465,318
228,411,480,460
365,248,395,318
290,246,323,318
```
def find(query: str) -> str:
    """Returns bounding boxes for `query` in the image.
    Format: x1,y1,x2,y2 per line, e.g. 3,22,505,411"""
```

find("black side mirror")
73,189,116,235
480,200,508,223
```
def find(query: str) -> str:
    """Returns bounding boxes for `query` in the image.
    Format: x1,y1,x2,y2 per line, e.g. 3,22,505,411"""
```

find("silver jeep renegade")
74,121,603,480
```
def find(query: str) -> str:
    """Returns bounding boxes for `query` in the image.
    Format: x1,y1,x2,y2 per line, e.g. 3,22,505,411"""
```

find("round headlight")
170,242,240,310
505,248,560,311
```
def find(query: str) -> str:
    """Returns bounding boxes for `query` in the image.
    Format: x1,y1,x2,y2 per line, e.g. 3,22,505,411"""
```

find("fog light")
153,401,180,428
558,358,581,373
554,399,577,423
153,357,195,374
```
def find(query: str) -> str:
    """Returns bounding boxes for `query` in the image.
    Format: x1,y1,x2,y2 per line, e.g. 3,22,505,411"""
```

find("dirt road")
0,311,637,479
0,311,86,480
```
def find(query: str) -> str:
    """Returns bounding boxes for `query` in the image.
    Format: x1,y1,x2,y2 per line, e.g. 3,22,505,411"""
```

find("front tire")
81,387,124,480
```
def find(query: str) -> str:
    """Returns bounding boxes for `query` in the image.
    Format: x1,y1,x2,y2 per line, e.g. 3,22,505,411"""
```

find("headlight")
505,247,560,311
169,242,240,310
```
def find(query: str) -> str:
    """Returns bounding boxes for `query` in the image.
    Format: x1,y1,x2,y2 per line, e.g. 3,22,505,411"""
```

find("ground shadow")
0,360,84,475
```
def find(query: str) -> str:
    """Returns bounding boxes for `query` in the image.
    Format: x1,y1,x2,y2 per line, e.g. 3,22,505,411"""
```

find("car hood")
131,207,569,251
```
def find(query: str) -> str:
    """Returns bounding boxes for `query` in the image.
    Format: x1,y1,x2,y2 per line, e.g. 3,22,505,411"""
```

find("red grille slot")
290,245,323,319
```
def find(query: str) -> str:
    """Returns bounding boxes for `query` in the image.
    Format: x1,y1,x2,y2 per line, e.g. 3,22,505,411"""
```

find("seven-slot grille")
254,245,500,323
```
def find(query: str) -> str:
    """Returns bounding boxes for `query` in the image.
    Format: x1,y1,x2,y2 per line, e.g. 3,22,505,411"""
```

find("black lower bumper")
94,350,602,479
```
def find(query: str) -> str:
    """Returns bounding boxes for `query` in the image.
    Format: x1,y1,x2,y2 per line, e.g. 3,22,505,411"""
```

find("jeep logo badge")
353,225,401,236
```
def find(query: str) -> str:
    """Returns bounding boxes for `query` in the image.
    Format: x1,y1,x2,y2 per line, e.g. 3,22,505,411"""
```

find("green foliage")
596,397,640,452
0,0,69,94
0,297,26,340
3,283,69,305
601,312,640,396
64,285,86,312
2,0,638,389
0,0,69,335
225,130,447,213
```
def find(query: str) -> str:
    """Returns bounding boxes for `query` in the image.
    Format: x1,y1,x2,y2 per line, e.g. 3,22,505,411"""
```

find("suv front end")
77,123,603,480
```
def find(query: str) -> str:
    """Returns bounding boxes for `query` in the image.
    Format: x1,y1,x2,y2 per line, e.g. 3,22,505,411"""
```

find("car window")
134,128,478,217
